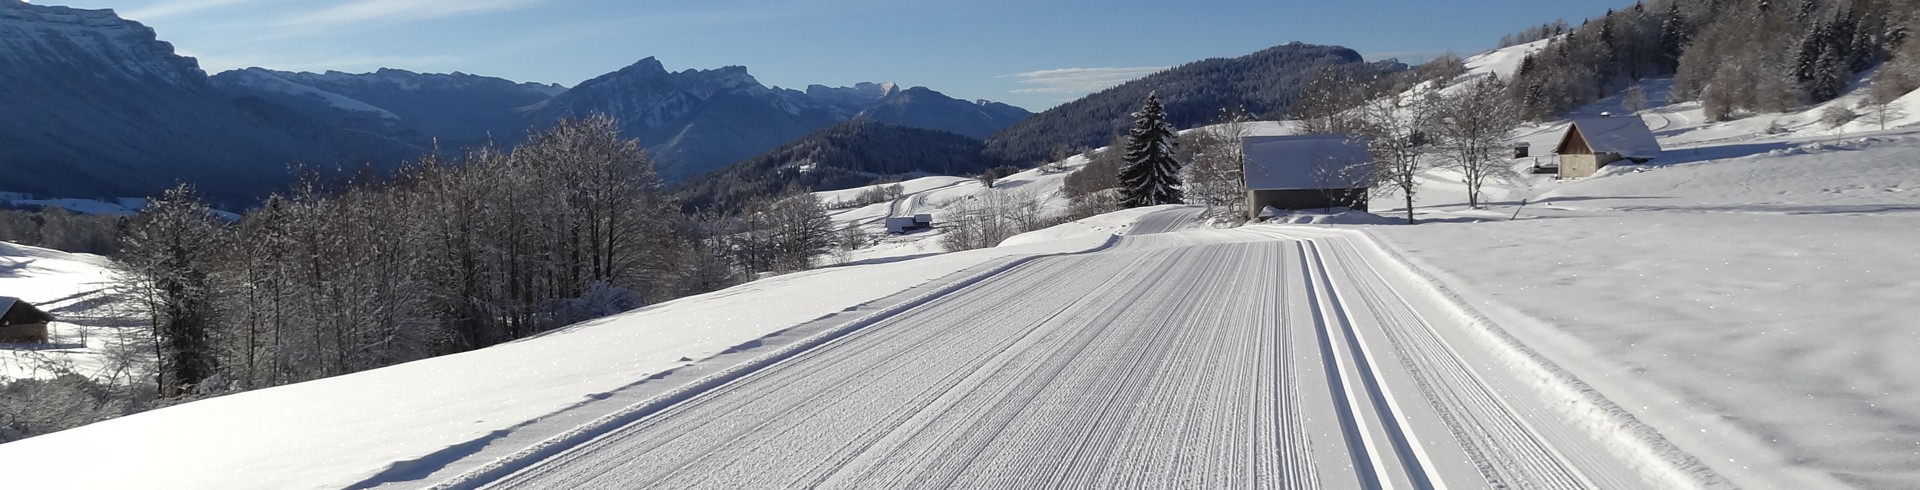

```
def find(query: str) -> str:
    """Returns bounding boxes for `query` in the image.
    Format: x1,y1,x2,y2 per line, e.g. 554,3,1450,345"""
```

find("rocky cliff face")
0,1,413,203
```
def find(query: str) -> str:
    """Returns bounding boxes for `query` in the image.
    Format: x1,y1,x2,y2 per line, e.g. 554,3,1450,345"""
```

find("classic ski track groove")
463,214,1662,489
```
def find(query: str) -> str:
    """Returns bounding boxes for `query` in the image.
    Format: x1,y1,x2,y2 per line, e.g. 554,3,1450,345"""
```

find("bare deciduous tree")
1181,107,1254,219
1862,71,1915,130
118,184,225,397
1621,83,1649,112
1436,76,1522,209
1357,93,1438,224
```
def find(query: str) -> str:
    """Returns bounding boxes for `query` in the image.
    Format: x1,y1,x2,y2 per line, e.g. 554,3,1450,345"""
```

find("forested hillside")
983,42,1401,166
676,121,1009,213
1503,0,1917,121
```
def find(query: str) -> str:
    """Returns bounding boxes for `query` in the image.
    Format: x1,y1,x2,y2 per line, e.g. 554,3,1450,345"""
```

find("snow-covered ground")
0,223,1124,490
0,241,136,381
1329,44,1920,487
818,120,1302,263
1361,132,1920,488
0,197,144,216
475,221,1666,489
6,37,1920,489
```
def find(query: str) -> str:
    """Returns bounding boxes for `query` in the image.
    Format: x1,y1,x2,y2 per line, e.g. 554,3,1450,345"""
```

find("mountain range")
984,42,1405,165
525,58,1029,181
674,121,1011,213
0,1,1031,201
3,0,1395,207
0,1,416,204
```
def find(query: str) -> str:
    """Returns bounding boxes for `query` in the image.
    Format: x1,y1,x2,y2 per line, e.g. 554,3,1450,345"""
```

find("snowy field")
5,38,1920,489
1318,41,1920,488
0,221,1122,490
470,217,1668,489
1362,133,1920,488
0,241,136,381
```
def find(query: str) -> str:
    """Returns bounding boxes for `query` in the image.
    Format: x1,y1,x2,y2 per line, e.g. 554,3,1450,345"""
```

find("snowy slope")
473,224,1668,489
0,228,1123,490
0,242,127,380
815,120,1301,263
1346,73,1920,487
216,69,401,119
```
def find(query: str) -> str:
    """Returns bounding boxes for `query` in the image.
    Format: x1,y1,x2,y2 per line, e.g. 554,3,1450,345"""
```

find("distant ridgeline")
984,43,1404,166
0,2,1029,206
674,121,1011,214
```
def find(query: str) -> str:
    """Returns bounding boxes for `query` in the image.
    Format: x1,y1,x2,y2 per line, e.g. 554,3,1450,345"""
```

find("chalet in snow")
886,214,933,234
1240,135,1373,220
0,296,53,343
1553,114,1662,178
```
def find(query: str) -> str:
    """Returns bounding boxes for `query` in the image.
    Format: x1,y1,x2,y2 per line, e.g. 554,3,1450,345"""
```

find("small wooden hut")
1553,114,1662,178
0,296,53,343
1241,135,1374,219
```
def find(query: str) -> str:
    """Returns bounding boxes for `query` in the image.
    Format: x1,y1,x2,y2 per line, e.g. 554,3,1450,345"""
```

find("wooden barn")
1241,135,1373,220
0,296,53,343
885,214,932,234
1553,114,1662,178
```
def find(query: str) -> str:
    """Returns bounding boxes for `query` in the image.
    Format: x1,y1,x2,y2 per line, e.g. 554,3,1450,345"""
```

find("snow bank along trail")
466,226,1693,489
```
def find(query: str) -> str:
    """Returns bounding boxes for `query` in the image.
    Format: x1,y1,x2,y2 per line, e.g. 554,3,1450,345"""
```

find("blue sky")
45,0,1637,110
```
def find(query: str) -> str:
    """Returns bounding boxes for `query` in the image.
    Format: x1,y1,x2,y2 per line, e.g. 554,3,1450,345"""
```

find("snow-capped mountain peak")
0,1,203,85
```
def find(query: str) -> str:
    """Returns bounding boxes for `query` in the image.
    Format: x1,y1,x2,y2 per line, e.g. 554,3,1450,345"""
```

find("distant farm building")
0,296,53,343
1553,114,1661,178
885,214,933,234
1241,135,1373,220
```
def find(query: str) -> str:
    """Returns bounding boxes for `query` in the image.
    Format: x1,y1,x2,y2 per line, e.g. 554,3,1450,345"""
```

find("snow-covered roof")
1242,135,1374,190
1556,115,1662,158
0,296,51,323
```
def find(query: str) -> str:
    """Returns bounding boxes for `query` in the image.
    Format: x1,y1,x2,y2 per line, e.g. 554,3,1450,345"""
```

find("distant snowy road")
473,228,1671,489
1125,205,1206,235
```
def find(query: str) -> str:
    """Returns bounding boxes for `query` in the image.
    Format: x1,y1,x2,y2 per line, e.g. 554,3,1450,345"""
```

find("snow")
227,69,400,119
1462,38,1553,82
459,223,1653,489
1562,115,1663,158
1262,207,1403,225
0,241,128,381
1340,72,1920,487
8,56,1920,488
3,197,142,216
1242,134,1372,190
0,225,1121,490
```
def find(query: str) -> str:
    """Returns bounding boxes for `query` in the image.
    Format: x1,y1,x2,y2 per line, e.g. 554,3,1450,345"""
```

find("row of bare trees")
112,115,832,398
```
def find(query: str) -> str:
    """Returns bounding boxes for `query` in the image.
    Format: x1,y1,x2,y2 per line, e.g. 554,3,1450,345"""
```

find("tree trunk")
1404,194,1416,224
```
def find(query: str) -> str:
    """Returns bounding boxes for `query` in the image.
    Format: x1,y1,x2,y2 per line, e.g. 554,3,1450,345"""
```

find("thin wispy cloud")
279,0,545,30
1003,66,1164,95
199,53,468,74
123,0,259,21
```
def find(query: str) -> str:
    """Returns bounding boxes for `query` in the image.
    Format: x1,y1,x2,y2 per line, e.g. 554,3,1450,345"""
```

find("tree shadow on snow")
1644,142,1795,166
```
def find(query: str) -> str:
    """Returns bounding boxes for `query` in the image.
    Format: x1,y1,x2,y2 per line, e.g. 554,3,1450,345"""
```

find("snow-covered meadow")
3,36,1920,488
0,241,135,381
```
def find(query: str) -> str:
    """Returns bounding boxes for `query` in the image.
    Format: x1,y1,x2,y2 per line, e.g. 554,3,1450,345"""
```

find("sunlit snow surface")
5,39,1920,489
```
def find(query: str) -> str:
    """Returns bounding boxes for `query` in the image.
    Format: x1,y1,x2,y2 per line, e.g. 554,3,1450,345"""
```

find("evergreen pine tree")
1118,93,1184,208
1660,2,1688,69
1795,20,1830,89
1810,37,1850,101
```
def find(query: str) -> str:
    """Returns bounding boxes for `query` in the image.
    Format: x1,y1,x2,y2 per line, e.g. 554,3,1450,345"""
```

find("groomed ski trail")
458,220,1696,489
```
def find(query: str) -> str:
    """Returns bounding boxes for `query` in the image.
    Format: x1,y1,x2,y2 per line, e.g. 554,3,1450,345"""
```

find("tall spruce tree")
1118,93,1184,208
